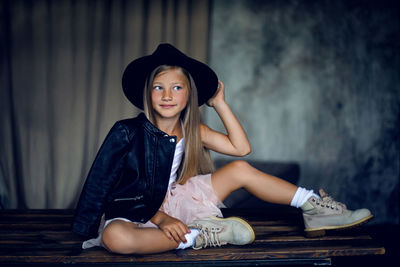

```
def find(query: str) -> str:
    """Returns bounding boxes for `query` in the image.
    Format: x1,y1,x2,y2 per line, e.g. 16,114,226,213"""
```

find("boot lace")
314,189,347,211
192,224,222,250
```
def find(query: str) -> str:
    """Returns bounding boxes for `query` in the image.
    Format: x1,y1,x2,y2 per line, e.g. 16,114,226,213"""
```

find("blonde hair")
144,65,214,184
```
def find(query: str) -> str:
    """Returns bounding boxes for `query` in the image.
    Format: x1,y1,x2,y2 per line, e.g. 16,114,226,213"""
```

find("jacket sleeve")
72,121,131,237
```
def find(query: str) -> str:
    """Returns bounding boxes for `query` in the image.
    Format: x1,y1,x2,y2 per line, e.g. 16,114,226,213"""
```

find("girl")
72,43,373,255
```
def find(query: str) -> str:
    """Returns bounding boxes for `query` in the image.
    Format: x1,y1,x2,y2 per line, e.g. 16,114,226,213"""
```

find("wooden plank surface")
0,207,385,265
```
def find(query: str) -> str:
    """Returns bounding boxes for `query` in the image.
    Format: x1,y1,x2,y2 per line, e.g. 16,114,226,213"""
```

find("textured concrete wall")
205,0,399,224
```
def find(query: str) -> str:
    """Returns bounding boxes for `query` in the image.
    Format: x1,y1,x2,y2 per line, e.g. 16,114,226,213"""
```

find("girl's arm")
201,81,251,156
150,210,190,244
73,122,130,237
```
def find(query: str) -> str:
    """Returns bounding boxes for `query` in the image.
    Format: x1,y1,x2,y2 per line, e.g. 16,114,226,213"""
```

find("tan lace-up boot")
301,189,373,237
188,216,255,249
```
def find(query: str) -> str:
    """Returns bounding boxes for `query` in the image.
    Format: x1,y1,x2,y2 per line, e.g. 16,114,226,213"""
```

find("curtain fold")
0,0,211,209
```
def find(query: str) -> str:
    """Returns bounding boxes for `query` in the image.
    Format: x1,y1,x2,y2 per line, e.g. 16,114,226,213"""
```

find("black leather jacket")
72,113,177,238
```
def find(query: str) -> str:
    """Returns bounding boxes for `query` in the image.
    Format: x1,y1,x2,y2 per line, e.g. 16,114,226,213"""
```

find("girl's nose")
162,89,172,101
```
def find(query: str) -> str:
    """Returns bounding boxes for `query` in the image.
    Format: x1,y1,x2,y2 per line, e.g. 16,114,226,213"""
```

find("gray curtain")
0,0,211,209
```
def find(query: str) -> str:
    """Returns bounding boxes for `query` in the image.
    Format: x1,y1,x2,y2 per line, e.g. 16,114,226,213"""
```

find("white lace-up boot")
301,189,373,237
188,217,255,249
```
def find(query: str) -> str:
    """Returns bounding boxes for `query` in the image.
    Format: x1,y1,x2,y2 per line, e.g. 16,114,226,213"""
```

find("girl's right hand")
207,80,225,107
157,213,191,244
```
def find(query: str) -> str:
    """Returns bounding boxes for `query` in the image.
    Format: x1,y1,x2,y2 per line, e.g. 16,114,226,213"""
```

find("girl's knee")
229,160,251,170
212,160,253,197
101,221,139,254
223,160,252,184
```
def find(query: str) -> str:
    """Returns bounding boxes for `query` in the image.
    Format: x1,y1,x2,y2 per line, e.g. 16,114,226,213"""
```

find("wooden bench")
0,206,385,266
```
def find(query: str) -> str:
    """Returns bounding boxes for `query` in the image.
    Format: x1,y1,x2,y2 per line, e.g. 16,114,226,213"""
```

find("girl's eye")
153,86,162,91
173,86,182,91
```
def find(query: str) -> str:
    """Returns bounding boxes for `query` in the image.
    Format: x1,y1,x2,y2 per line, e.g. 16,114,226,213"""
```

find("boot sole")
209,216,256,244
304,214,374,238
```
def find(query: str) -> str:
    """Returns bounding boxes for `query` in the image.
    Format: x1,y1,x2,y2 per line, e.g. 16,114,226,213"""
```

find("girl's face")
151,68,189,122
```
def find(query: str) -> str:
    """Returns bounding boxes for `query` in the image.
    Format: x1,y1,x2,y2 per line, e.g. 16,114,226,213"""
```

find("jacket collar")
138,113,172,138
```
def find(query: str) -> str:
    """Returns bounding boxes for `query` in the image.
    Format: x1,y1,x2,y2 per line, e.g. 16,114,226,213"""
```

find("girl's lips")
160,104,176,109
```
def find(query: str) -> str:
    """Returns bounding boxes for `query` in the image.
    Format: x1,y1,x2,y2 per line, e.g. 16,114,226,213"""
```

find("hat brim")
122,43,218,110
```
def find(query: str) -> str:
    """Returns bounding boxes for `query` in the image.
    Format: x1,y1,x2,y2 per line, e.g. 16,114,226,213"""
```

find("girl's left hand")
207,80,225,107
157,213,191,244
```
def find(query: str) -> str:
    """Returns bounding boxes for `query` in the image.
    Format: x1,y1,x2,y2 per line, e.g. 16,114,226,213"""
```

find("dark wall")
206,0,399,224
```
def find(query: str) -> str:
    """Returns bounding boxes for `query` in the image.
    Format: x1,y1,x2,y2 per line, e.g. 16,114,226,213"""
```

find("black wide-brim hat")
122,43,218,110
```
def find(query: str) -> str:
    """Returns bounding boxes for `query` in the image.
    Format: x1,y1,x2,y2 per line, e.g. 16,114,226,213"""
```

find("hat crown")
152,43,188,67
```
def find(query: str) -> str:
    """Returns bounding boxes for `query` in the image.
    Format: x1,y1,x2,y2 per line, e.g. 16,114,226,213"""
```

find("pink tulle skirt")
82,173,224,249
161,173,224,225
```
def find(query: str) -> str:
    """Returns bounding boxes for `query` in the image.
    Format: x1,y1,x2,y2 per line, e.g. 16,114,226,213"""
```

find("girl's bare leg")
211,160,298,204
102,220,179,254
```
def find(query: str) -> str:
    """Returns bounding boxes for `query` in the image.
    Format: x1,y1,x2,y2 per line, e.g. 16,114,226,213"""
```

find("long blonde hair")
143,65,214,184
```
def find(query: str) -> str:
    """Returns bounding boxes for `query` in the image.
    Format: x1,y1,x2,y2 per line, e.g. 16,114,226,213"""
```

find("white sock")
290,187,320,208
176,228,200,249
